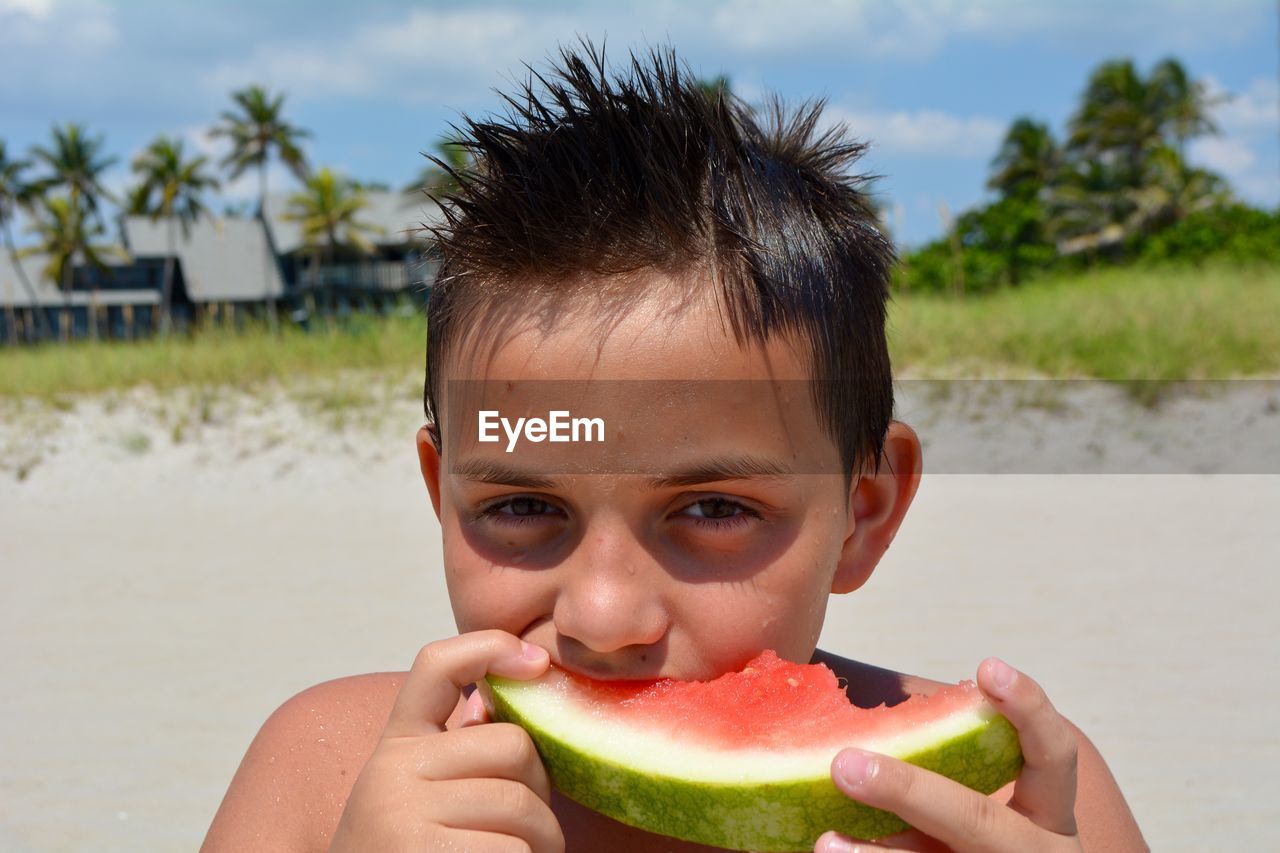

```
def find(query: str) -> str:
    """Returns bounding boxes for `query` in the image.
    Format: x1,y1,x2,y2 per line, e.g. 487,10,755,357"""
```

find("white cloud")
706,0,1265,60
1190,76,1280,206
200,7,590,103
1209,76,1280,135
0,0,115,49
195,1,1014,163
710,0,944,59
177,2,1279,125
924,0,1263,47
218,163,298,206
177,124,223,161
828,105,1005,158
1191,137,1258,175
0,0,53,17
1234,172,1280,202
204,1,1061,105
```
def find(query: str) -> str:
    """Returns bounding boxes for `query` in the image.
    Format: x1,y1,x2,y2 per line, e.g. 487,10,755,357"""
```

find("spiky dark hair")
421,43,896,478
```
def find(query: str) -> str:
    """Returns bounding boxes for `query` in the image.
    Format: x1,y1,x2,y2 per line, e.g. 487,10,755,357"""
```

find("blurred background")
1,1,1278,851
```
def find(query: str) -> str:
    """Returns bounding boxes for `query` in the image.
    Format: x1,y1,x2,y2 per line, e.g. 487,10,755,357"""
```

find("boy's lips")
553,658,666,683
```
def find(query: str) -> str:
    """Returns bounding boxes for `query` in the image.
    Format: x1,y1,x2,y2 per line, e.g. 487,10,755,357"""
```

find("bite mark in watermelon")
485,650,1024,851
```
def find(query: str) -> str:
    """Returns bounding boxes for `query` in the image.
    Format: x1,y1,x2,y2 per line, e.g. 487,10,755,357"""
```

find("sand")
1,376,1277,851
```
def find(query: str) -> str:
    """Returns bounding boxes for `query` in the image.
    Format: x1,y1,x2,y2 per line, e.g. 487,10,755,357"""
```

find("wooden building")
0,190,440,344
0,252,161,344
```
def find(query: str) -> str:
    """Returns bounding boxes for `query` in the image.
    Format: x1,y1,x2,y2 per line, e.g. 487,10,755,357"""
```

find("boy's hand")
328,630,566,853
816,659,1081,853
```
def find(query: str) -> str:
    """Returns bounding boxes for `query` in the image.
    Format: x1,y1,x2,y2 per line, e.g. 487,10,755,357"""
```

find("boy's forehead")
444,270,812,384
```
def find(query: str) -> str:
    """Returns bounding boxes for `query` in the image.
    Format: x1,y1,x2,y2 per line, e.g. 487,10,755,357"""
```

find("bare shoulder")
200,672,408,853
1065,719,1149,851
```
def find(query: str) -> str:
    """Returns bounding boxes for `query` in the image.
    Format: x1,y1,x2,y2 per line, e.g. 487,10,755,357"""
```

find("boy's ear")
416,424,444,520
832,421,923,595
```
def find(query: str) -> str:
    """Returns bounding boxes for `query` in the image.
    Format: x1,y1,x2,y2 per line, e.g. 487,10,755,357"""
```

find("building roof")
0,252,159,307
261,189,441,255
121,215,286,302
0,252,56,307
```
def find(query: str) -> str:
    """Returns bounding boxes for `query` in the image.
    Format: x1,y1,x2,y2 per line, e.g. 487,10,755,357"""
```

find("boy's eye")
676,497,762,528
684,498,741,518
479,496,563,524
501,497,553,516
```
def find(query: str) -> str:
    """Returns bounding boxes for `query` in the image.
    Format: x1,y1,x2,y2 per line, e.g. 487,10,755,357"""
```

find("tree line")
900,57,1280,294
2,56,1275,341
0,84,461,338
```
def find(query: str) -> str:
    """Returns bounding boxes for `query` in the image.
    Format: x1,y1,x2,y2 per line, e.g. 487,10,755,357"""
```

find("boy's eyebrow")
453,458,559,489
451,455,796,488
646,456,796,488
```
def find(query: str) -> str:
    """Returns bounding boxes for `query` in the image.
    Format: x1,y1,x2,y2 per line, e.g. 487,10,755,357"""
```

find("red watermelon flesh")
575,649,983,752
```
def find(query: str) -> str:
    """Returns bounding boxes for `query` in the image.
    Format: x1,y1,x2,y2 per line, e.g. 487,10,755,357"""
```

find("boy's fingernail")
520,641,548,662
821,834,860,853
463,689,487,725
834,750,878,787
990,658,1017,694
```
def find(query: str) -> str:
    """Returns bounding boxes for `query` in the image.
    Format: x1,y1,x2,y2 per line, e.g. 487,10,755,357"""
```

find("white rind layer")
493,675,998,783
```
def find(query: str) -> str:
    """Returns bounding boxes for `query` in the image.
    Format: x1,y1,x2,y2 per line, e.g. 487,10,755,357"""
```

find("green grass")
1,264,1277,401
888,262,1280,380
0,310,426,400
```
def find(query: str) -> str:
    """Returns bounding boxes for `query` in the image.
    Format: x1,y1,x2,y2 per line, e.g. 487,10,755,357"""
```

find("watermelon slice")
485,650,1023,850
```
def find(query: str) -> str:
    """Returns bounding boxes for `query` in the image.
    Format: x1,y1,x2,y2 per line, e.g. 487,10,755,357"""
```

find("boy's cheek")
660,525,798,584
445,563,553,636
456,523,566,569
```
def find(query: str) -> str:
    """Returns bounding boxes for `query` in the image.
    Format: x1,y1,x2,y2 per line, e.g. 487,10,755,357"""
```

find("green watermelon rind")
486,676,1024,851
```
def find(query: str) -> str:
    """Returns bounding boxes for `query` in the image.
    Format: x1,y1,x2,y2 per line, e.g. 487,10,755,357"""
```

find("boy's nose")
552,524,668,656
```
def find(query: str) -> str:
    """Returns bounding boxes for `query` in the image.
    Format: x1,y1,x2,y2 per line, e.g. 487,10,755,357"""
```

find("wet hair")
421,42,896,478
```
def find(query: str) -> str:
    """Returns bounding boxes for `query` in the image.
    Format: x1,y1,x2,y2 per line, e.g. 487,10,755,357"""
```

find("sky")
2,0,1278,247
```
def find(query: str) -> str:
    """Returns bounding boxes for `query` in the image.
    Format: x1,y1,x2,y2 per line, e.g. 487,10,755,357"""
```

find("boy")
202,46,1145,852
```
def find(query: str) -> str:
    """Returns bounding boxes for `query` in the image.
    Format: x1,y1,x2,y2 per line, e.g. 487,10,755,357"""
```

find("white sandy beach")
1,377,1278,851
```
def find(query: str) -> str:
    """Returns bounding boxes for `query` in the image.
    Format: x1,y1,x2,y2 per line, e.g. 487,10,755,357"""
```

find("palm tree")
1058,57,1223,254
23,123,117,338
0,139,54,341
23,195,111,340
1069,58,1220,177
284,167,383,319
1067,59,1161,184
211,84,311,330
285,167,383,271
1148,58,1220,162
988,118,1060,201
127,135,220,335
404,135,471,200
211,85,311,213
28,122,118,225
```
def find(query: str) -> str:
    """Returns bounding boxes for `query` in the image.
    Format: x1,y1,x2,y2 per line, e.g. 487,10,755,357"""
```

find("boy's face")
418,271,920,682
